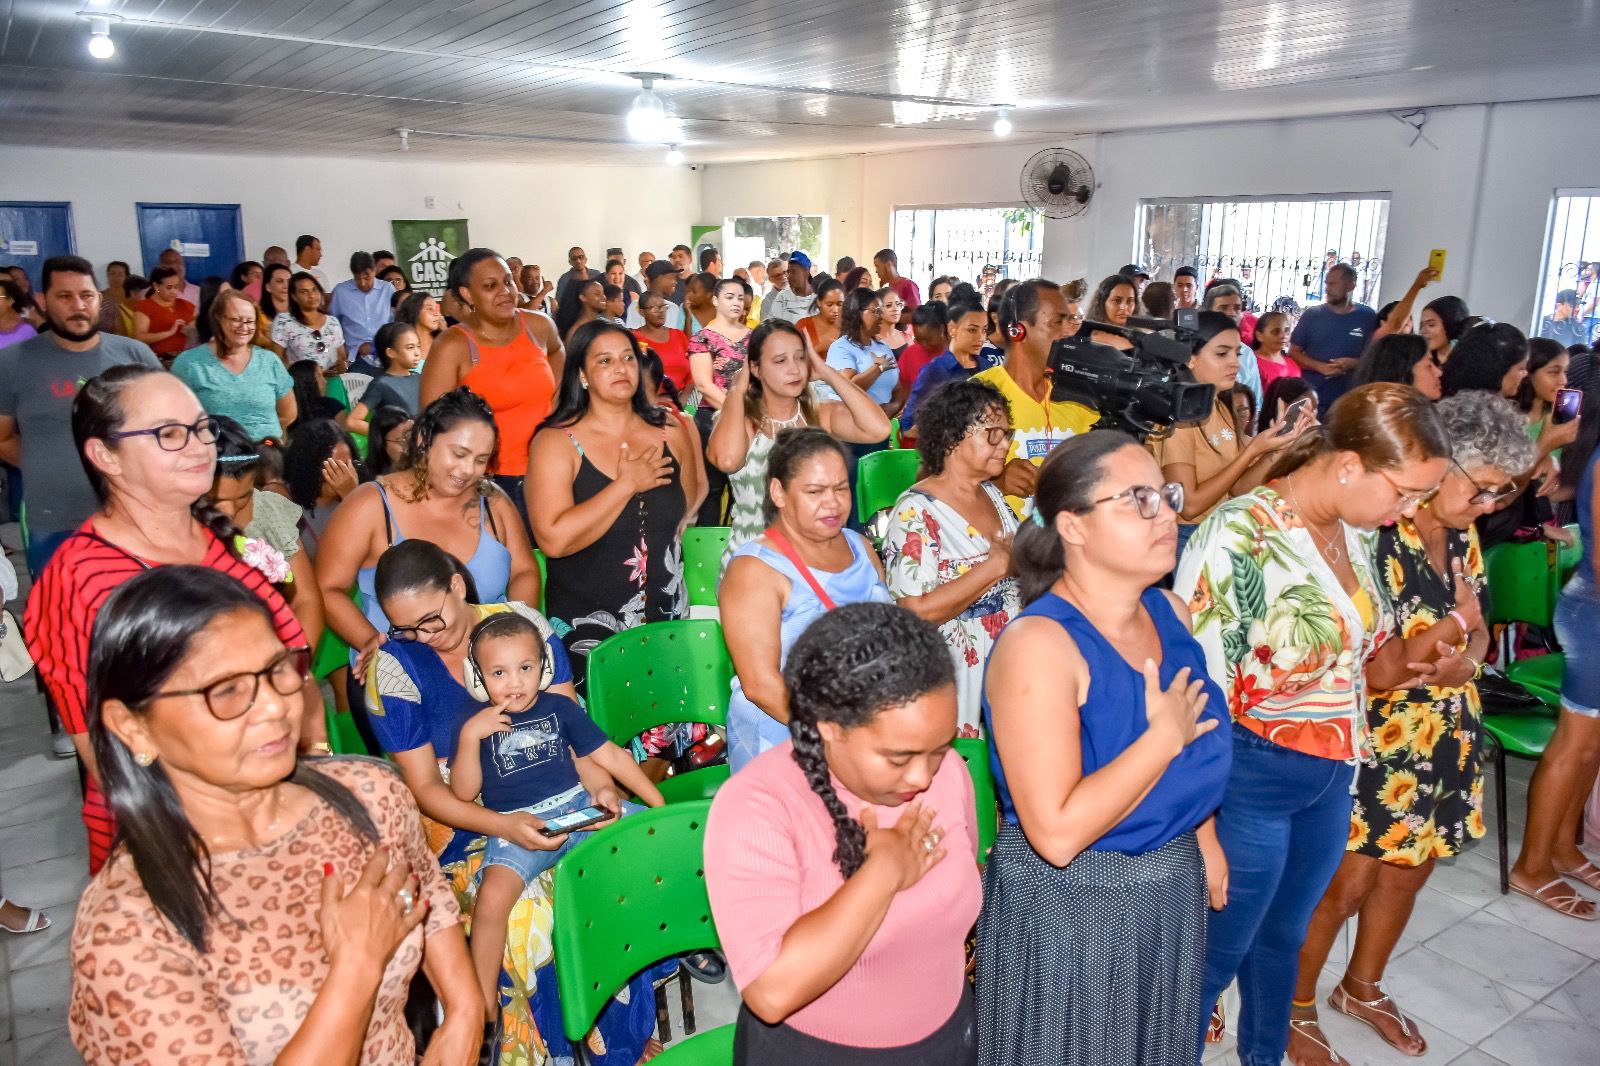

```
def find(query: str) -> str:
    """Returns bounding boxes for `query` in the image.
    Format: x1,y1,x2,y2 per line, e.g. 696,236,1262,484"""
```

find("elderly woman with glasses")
173,289,299,441
1286,391,1535,1062
24,364,326,875
882,378,1020,735
65,566,482,1066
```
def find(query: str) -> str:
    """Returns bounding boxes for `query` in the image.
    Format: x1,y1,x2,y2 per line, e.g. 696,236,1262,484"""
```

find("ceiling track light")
627,75,671,143
993,107,1013,137
78,11,122,60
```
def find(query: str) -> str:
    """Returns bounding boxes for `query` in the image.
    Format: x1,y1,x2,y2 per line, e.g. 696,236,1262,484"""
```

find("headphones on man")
997,285,1028,344
463,607,558,703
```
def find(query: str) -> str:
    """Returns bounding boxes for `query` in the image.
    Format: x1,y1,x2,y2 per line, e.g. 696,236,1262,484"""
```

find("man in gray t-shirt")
0,256,160,575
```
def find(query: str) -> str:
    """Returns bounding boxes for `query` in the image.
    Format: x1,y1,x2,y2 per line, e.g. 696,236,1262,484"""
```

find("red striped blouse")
23,522,305,873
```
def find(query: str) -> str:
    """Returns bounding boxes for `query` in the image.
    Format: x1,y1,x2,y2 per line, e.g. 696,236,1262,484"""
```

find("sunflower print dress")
1349,518,1487,865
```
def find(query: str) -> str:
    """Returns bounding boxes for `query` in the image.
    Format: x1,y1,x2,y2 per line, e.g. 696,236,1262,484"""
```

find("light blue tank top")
355,481,514,639
725,529,891,770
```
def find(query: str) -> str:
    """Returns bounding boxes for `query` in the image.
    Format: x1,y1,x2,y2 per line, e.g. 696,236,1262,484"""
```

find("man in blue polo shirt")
328,250,394,371
1289,261,1378,410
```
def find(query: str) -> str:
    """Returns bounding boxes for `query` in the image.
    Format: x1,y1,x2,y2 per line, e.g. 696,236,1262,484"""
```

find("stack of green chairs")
586,620,733,804
681,526,731,608
855,448,921,526
552,802,733,1064
1480,539,1565,893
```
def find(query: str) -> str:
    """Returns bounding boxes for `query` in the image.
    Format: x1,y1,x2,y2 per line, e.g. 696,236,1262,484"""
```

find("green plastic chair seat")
1506,653,1565,701
1482,713,1557,758
856,448,921,524
952,737,997,863
682,526,731,607
655,764,731,804
552,802,720,1058
651,1025,734,1064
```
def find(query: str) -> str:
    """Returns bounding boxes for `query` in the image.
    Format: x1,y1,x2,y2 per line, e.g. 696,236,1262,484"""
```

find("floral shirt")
882,484,1020,734
685,327,748,408
1175,487,1393,761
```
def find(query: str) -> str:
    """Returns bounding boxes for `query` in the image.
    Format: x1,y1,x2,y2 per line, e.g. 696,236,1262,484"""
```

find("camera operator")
973,279,1099,511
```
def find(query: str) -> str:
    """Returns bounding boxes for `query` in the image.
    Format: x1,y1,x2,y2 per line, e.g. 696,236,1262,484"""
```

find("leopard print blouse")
68,757,462,1064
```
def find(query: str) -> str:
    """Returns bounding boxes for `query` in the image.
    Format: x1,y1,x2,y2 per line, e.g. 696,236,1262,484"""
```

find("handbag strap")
764,527,838,611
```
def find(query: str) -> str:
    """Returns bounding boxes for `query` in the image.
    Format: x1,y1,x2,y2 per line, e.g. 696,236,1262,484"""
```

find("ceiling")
1,0,1597,164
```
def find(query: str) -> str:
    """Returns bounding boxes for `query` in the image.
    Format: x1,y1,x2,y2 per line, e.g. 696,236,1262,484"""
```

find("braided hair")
782,602,955,879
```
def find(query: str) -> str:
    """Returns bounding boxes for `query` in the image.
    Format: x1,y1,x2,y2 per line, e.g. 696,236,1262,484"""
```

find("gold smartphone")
1429,248,1447,278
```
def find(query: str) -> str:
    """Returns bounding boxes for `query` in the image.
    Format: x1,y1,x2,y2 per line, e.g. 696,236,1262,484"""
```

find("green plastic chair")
682,527,731,607
1484,539,1566,701
533,548,547,612
855,448,922,525
552,801,733,1065
586,621,733,804
889,416,902,449
952,737,997,864
347,430,369,462
1483,713,1558,894
325,375,351,411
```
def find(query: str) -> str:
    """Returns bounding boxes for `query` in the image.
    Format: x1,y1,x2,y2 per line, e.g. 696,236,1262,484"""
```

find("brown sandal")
1329,982,1427,1056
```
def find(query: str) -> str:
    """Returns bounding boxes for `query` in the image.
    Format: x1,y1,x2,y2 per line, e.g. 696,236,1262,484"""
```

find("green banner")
391,219,471,297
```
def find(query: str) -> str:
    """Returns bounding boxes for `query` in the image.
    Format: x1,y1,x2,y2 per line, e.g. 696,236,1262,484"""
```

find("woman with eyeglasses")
65,565,482,1066
24,364,325,875
874,286,910,357
364,540,668,1065
171,289,299,442
978,431,1230,1065
315,387,538,690
1175,383,1452,1066
882,379,1019,735
271,271,348,373
1289,392,1533,1061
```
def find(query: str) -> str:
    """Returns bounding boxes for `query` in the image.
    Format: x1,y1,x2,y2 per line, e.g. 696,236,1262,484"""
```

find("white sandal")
0,898,51,935
1329,982,1427,1056
1288,1014,1351,1066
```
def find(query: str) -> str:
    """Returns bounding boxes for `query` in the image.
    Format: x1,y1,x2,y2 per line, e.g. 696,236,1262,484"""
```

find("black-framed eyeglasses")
140,646,311,721
1453,458,1516,507
109,415,222,452
967,424,1010,447
1087,482,1184,520
387,592,450,642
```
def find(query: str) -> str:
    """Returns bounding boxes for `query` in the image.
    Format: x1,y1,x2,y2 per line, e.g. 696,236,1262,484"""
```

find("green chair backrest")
348,430,369,462
552,801,719,1044
952,737,997,863
1485,539,1556,628
586,620,733,744
683,526,731,607
889,416,902,449
856,448,921,524
533,548,548,612
326,375,351,411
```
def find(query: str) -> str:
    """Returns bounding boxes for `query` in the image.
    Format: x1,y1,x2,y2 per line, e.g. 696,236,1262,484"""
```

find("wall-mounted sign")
1,240,38,255
393,219,471,297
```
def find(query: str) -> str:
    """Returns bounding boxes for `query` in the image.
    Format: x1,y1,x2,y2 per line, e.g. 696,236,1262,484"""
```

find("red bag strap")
764,527,838,611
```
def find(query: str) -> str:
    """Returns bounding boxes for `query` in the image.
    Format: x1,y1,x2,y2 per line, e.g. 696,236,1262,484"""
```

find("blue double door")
0,202,76,289
135,203,245,282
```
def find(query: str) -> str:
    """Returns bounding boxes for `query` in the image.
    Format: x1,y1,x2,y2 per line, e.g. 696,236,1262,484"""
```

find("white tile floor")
3,517,1597,1065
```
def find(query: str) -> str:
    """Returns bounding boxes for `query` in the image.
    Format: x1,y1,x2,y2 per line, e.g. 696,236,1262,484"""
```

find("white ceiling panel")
0,0,1595,163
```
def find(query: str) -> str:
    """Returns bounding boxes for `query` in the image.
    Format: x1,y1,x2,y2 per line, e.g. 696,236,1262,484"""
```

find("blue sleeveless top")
723,529,892,770
983,587,1232,854
355,480,515,638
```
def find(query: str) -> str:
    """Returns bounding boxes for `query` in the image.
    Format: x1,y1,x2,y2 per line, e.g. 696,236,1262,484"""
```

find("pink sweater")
704,741,981,1047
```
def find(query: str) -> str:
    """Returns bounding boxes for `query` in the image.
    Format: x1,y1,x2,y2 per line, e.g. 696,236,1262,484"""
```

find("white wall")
702,98,1600,328
0,146,702,279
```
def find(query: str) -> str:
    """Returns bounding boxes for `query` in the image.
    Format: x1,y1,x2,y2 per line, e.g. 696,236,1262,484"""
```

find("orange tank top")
457,313,556,477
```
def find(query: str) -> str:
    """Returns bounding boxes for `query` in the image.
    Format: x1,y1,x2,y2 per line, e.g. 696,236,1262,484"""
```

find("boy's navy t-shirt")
476,691,608,813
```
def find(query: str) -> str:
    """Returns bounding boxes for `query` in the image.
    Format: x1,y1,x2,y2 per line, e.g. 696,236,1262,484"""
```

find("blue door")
0,202,76,289
135,203,244,283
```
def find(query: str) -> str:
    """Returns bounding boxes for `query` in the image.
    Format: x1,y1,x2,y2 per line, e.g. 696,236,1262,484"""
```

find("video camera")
1048,313,1215,441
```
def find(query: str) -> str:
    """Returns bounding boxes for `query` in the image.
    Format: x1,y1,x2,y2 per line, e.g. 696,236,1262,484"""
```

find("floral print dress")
882,483,1020,734
1175,487,1394,761
1350,518,1487,865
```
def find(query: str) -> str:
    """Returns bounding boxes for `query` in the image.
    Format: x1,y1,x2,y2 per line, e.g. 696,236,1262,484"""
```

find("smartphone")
1553,387,1582,425
1175,307,1199,331
1276,397,1314,436
539,806,613,836
1429,248,1447,279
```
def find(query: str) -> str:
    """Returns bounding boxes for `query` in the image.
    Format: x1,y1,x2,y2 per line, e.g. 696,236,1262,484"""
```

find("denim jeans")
1197,723,1353,1066
483,787,646,886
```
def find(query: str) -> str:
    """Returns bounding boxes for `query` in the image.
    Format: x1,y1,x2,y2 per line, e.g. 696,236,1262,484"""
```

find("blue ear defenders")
463,608,557,703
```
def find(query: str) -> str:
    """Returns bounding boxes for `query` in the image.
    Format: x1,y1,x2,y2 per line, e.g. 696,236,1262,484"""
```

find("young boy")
450,612,663,1011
